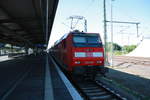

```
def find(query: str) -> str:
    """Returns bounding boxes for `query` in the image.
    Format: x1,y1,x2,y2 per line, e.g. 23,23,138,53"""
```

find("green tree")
123,45,137,53
107,42,122,51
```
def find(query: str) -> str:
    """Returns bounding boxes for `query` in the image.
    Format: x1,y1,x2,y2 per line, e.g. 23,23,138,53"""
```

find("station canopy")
0,0,58,48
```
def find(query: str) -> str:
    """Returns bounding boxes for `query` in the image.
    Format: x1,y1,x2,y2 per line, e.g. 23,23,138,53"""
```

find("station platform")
48,56,73,100
0,54,79,100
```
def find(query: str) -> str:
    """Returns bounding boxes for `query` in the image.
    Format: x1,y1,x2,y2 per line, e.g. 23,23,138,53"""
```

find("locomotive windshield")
73,36,86,43
73,34,102,47
87,36,100,44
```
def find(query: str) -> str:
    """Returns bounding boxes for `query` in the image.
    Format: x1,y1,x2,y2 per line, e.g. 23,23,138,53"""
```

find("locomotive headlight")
93,52,103,57
75,61,80,64
74,52,86,57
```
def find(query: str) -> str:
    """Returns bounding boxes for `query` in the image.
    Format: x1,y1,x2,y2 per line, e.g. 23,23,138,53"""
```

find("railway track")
113,56,150,66
72,77,127,100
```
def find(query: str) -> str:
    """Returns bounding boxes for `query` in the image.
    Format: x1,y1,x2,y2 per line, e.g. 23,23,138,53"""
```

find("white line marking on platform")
51,57,83,100
44,56,54,100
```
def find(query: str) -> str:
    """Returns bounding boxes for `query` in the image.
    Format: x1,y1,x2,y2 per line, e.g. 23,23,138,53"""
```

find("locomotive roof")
71,32,99,36
54,32,69,45
54,32,100,46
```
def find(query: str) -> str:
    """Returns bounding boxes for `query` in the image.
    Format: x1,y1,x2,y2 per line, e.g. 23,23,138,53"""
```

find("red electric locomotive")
51,30,107,78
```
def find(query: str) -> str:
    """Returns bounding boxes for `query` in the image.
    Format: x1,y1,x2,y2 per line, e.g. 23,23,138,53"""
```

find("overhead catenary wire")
61,0,96,32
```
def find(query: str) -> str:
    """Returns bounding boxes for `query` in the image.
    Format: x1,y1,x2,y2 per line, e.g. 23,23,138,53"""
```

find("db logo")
86,52,93,57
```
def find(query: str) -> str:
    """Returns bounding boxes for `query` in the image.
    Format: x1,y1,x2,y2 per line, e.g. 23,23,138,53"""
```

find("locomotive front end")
70,32,106,76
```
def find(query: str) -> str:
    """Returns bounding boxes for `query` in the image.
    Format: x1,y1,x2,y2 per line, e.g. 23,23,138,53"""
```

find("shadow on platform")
106,68,150,99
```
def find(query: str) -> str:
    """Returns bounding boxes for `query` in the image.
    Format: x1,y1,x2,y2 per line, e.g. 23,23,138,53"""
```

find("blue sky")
48,0,150,47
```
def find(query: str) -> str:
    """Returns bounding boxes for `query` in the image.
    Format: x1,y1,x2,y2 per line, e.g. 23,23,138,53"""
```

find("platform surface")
0,54,74,100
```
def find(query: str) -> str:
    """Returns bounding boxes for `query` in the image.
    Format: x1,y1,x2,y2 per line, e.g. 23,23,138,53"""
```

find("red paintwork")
51,32,104,72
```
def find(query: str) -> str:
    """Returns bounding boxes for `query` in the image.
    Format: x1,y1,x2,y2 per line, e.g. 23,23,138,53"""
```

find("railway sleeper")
83,89,105,93
81,87,99,90
89,94,115,100
86,91,109,96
